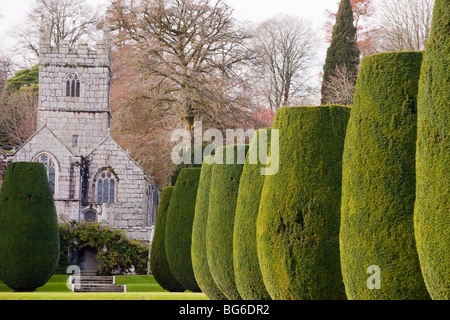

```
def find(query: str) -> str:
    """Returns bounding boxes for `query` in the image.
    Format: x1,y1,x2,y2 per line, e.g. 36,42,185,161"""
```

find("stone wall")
5,19,162,249
38,109,110,155
37,40,111,154
83,136,154,229
116,226,155,246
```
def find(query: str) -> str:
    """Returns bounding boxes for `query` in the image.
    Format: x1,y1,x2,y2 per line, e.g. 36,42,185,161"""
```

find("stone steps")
81,269,98,277
73,284,127,293
70,275,127,293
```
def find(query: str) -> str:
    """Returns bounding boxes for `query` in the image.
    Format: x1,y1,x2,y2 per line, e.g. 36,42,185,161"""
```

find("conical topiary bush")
257,106,349,300
191,156,227,300
165,168,202,292
206,145,249,300
150,186,185,292
415,0,450,300
0,162,60,291
233,129,272,300
340,51,430,300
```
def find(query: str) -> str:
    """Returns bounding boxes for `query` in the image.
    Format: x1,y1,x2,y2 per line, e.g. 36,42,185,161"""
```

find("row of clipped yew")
150,0,448,300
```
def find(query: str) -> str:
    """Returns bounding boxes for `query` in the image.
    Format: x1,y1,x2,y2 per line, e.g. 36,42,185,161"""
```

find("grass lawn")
0,275,208,300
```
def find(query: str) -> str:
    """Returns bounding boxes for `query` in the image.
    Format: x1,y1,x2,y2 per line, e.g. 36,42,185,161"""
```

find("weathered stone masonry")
0,17,160,255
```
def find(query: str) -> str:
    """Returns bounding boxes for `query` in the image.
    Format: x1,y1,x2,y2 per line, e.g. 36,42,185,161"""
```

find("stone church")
0,19,161,260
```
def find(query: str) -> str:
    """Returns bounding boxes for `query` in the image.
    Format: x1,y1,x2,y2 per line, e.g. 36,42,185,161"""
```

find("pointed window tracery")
97,170,116,203
34,153,57,195
65,74,80,98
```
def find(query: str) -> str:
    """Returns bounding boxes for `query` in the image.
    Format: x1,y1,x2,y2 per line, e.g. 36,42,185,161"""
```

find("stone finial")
39,15,50,50
71,203,79,222
101,203,108,222
103,16,112,55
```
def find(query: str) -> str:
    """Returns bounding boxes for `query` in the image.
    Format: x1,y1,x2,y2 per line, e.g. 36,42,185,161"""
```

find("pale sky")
0,0,341,49
0,0,346,95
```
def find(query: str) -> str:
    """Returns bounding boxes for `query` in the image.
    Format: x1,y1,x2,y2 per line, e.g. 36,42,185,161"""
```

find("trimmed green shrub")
233,130,272,300
0,162,60,291
165,168,202,292
415,0,450,300
207,145,249,300
191,156,227,300
170,143,214,186
257,106,349,300
150,187,185,292
340,52,430,300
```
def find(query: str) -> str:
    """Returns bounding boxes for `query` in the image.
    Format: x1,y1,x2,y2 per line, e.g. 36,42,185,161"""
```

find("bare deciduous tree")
0,55,13,96
377,0,435,51
108,1,266,186
250,15,317,110
0,87,38,147
323,63,357,106
110,0,254,131
11,0,101,64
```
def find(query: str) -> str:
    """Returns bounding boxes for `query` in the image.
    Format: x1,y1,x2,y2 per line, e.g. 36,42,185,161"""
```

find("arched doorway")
78,246,98,276
83,209,97,223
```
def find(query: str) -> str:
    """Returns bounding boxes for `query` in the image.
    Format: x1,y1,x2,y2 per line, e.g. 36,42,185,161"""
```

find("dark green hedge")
150,187,185,291
233,130,271,300
257,106,349,300
206,145,249,300
0,162,60,291
191,156,227,300
415,0,450,300
165,168,202,292
340,52,430,300
55,224,70,274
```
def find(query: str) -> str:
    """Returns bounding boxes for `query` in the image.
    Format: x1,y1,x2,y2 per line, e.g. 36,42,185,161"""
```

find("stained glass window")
97,170,116,203
65,74,80,98
34,153,57,194
76,80,80,97
66,80,70,96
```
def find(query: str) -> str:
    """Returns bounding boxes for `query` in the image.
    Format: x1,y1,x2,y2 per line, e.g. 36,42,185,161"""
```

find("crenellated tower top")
37,15,113,154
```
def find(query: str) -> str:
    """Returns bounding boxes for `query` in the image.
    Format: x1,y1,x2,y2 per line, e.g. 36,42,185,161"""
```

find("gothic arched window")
97,171,116,204
34,153,58,195
65,74,80,98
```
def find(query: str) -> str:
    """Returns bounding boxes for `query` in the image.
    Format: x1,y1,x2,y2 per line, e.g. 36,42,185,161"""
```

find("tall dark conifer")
321,0,360,105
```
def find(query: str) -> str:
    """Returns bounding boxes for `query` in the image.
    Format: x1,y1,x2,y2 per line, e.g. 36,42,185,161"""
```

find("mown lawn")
0,275,208,300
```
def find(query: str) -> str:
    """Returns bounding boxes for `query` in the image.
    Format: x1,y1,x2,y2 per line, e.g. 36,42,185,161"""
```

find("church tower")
37,16,112,155
7,17,161,270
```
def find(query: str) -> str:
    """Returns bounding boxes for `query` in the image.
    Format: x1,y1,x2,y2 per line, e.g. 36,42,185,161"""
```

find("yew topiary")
206,145,248,300
415,0,450,300
340,52,430,300
191,156,227,300
0,162,60,292
165,168,202,292
257,106,349,300
233,130,272,300
150,187,185,292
